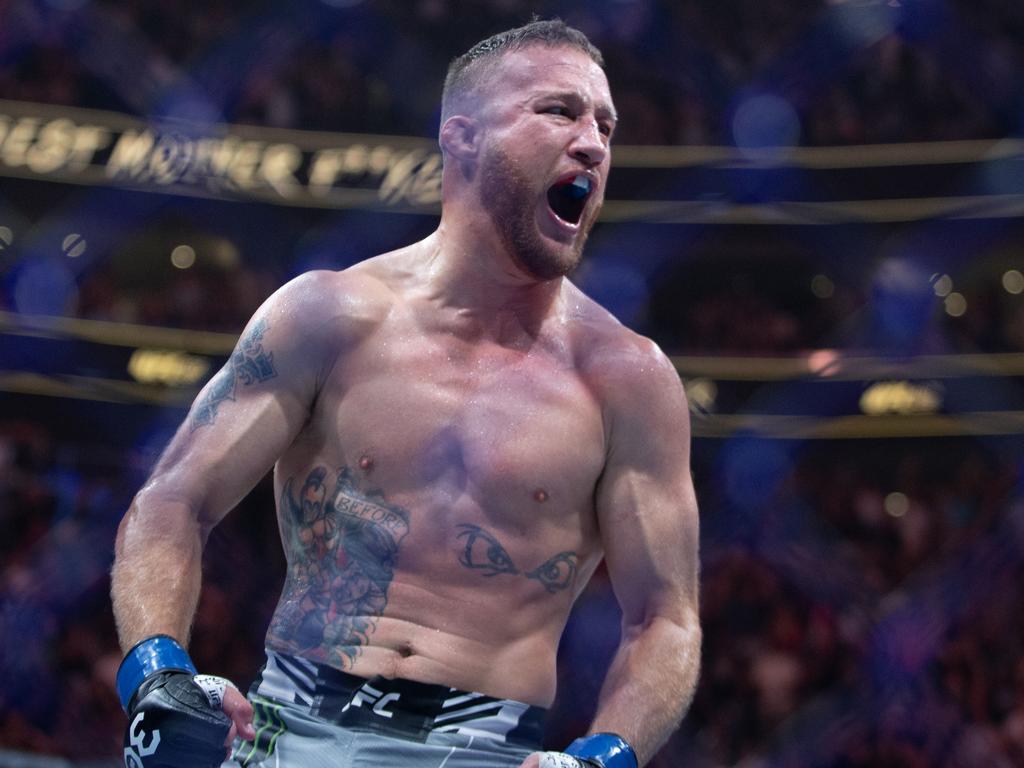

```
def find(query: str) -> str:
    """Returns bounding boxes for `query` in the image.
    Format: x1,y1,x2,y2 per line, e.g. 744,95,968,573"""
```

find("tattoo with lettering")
190,317,276,431
455,524,578,594
269,466,411,669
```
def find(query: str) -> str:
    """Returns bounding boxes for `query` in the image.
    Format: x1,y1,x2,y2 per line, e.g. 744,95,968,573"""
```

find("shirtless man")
111,19,700,768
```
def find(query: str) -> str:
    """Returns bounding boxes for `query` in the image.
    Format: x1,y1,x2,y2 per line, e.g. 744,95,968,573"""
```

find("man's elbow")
663,611,702,716
659,607,701,665
632,607,702,677
117,488,209,556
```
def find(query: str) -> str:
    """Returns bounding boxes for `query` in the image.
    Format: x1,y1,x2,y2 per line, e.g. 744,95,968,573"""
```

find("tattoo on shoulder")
190,317,277,431
269,465,411,669
455,524,578,595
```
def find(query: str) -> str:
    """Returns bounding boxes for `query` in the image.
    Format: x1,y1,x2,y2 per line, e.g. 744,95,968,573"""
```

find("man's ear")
439,115,480,162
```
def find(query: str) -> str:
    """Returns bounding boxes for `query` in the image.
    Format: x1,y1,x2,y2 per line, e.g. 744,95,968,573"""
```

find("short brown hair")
440,18,604,124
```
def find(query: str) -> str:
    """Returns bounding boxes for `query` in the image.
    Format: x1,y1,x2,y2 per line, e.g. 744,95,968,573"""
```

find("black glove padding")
123,671,232,768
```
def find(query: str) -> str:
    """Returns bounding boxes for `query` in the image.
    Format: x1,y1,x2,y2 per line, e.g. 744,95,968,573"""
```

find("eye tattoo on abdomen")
190,316,277,431
269,466,410,669
456,523,578,594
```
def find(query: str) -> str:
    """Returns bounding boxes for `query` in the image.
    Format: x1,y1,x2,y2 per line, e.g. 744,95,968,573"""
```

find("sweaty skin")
112,44,700,767
265,253,619,702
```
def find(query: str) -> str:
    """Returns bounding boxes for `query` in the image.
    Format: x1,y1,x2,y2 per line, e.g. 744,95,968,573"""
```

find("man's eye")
456,524,519,577
543,106,571,117
525,552,578,593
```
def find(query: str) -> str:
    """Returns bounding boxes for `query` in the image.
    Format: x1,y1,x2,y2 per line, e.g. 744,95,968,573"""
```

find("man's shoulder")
279,262,394,310
568,290,671,378
241,260,402,385
266,262,396,338
564,289,690,463
569,288,688,434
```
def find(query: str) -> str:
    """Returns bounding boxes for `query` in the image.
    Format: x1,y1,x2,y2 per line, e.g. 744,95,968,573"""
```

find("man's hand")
123,672,256,768
516,753,612,768
222,684,257,746
519,754,575,768
517,734,639,768
118,636,256,768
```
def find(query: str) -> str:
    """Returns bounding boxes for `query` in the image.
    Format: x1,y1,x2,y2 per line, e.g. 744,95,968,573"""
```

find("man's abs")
265,600,556,706
264,536,598,706
264,448,605,707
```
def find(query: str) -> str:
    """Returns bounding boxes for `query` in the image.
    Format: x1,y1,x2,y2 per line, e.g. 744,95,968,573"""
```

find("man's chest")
313,331,607,504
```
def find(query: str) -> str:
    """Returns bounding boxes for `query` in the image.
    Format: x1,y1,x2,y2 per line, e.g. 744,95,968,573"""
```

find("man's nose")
569,119,607,167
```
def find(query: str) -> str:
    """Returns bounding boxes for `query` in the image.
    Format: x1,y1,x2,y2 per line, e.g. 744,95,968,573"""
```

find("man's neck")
413,220,565,344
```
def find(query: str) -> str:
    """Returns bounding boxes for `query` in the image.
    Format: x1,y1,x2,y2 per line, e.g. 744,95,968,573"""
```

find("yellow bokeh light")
811,274,834,299
1003,269,1024,295
884,492,909,517
62,233,86,258
944,292,967,317
932,274,952,297
171,244,197,269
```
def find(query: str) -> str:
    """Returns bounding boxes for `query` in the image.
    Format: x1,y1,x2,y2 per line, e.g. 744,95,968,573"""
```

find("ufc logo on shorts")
342,682,401,719
124,712,161,767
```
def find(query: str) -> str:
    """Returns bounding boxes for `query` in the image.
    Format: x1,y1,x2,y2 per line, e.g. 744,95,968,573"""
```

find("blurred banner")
0,99,443,211
3,99,1024,223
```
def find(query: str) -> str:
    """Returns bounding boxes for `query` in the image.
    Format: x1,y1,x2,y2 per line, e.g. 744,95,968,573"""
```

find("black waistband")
252,649,546,748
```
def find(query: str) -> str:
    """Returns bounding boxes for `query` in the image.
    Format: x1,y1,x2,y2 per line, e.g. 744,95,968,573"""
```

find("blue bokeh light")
11,257,79,316
732,93,802,156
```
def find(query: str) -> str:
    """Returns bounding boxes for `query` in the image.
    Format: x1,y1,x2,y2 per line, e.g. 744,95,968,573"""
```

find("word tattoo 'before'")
269,465,411,669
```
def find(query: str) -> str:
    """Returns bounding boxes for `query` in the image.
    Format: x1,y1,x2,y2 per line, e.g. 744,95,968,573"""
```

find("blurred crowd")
0,416,281,758
0,219,1021,355
684,442,1024,767
1,0,1021,145
73,260,281,332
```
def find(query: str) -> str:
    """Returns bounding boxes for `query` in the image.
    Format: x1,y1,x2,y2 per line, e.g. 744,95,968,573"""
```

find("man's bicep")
595,353,700,627
142,297,325,526
187,314,282,433
598,463,699,628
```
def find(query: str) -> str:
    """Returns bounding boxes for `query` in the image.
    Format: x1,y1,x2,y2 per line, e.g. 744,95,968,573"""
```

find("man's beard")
479,146,594,281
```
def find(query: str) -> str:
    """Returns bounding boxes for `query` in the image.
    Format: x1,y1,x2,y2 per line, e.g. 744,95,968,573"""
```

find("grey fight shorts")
222,650,546,768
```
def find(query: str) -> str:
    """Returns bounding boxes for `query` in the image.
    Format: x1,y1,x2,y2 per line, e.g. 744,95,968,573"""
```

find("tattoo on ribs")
455,524,578,594
456,524,519,577
270,466,410,669
190,317,276,431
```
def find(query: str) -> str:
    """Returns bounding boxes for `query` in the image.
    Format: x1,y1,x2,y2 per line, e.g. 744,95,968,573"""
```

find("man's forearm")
588,612,701,766
111,496,206,651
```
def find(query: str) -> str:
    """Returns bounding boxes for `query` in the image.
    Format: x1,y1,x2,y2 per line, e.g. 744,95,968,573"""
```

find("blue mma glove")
118,635,233,768
539,733,639,768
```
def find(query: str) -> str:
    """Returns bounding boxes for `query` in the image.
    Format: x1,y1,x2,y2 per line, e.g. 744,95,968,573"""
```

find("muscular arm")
111,272,343,651
587,341,702,765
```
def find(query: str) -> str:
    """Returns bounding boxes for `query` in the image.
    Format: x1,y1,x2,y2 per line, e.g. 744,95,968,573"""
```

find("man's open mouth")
546,174,593,226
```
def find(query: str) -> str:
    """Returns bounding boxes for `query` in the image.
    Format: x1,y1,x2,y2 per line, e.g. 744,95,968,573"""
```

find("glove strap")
566,733,638,768
116,634,197,711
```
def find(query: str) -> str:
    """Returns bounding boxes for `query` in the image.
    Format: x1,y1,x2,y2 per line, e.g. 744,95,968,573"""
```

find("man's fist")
518,753,599,768
117,636,254,768
518,733,638,768
124,672,233,768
